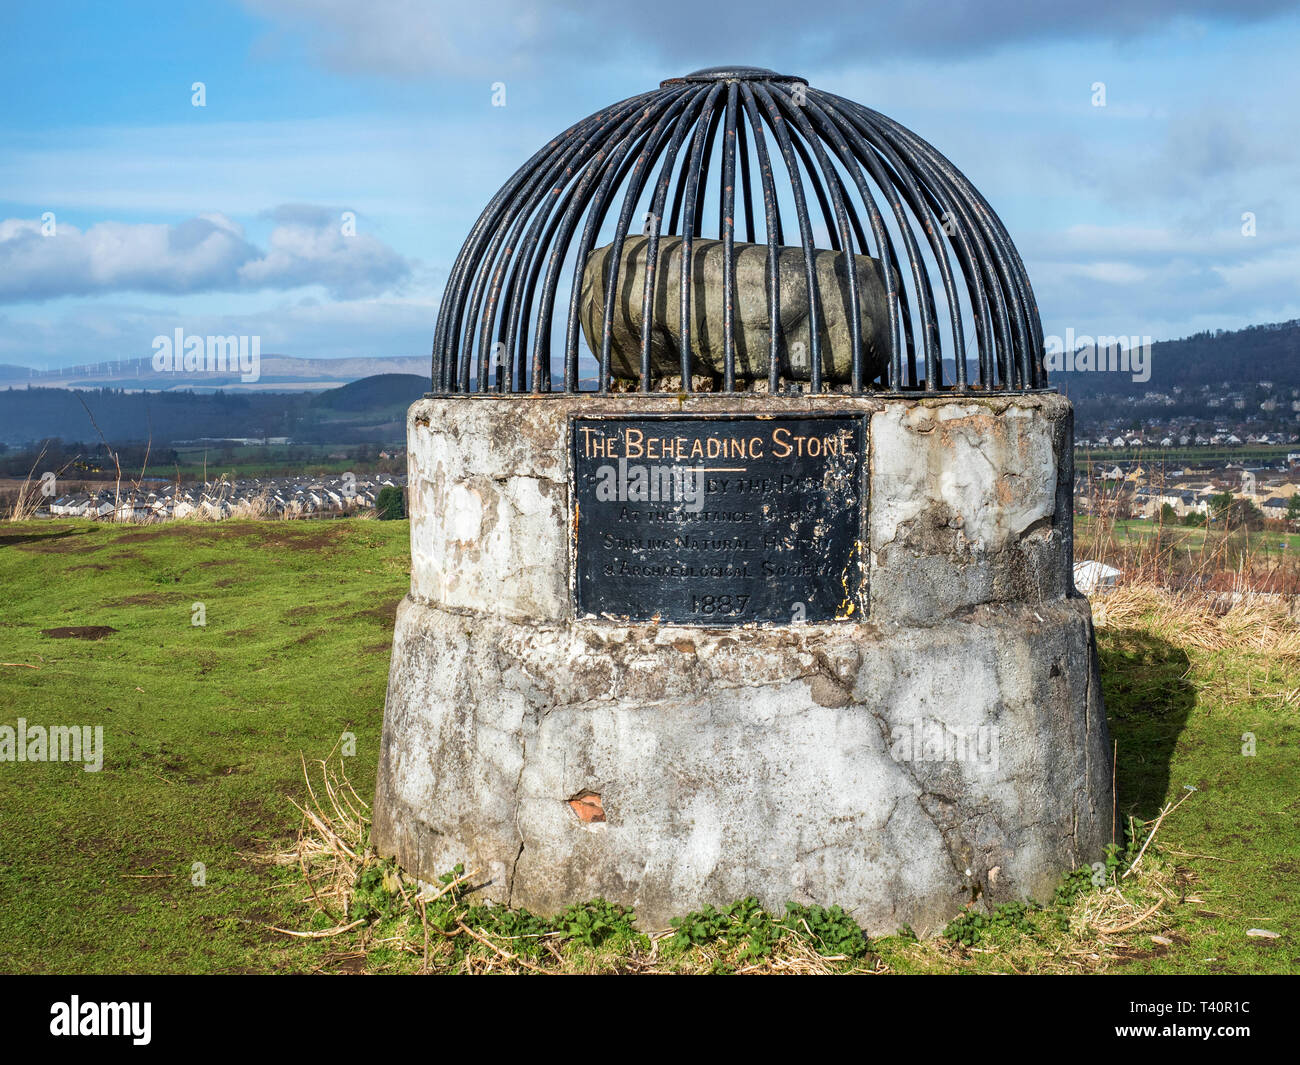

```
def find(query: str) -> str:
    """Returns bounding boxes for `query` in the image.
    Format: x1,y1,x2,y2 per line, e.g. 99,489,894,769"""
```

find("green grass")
1,520,1296,973
1074,515,1300,562
0,519,409,974
1097,619,1299,974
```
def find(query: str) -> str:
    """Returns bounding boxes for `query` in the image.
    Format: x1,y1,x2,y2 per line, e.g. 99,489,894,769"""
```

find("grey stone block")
373,596,1112,933
377,392,1113,933
579,235,893,383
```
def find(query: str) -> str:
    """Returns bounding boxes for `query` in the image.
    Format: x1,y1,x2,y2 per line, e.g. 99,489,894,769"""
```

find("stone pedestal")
372,393,1112,934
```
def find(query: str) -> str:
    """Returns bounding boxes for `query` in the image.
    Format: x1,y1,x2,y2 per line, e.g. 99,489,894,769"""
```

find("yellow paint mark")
835,539,866,620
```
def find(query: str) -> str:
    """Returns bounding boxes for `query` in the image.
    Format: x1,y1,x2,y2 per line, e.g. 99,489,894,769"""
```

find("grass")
0,519,409,974
1074,507,1300,595
1076,515,1300,554
1,520,1297,974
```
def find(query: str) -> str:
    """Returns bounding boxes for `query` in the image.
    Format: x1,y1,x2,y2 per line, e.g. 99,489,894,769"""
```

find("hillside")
1054,319,1300,420
0,373,427,447
309,373,427,413
0,354,429,393
0,387,310,447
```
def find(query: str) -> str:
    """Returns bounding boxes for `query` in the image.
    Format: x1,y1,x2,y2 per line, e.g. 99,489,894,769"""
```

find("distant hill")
0,373,428,447
0,354,429,393
310,374,427,412
1054,319,1300,414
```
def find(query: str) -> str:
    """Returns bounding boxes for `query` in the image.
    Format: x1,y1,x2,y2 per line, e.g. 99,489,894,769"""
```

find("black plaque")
571,414,866,624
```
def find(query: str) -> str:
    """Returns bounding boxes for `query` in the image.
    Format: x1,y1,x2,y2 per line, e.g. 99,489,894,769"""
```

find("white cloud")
0,209,411,303
0,292,443,368
237,214,408,294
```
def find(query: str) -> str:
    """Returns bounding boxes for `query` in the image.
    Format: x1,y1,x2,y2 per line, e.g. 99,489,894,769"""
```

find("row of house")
1079,459,1300,522
1078,429,1292,449
44,474,404,522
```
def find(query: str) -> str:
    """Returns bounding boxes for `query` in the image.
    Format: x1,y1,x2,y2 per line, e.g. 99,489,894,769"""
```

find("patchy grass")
1,521,1296,973
0,519,410,974
1081,586,1300,974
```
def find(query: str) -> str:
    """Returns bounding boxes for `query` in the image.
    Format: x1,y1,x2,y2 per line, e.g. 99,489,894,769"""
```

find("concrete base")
373,594,1111,934
373,392,1112,934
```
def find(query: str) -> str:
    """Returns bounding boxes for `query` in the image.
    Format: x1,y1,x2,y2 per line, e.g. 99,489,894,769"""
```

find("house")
1074,560,1122,594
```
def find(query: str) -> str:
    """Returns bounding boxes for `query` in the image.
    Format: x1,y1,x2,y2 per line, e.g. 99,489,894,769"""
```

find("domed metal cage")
432,65,1045,396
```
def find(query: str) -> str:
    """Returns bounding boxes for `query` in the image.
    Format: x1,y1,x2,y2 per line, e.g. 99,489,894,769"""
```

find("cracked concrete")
372,595,1110,932
373,392,1111,933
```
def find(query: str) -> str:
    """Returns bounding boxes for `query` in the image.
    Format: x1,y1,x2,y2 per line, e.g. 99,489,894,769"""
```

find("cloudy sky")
2,0,1298,369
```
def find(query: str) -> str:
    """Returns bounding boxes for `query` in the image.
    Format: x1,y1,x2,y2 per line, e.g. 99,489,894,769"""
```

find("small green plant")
781,902,867,957
417,873,646,961
668,897,867,963
461,904,553,958
552,899,643,950
1053,865,1097,911
669,902,748,950
350,857,405,923
669,898,782,962
1056,830,1142,907
943,900,1038,947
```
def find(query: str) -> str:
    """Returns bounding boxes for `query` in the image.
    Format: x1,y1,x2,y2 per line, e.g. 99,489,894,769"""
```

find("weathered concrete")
374,392,1111,933
868,399,1074,624
405,393,1074,625
579,236,893,384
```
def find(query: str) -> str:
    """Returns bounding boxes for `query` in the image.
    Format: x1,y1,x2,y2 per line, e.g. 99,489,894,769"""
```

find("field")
0,520,407,974
167,443,404,481
1078,445,1294,465
1081,516,1189,547
1,520,1297,974
1076,515,1300,554
1075,513,1300,595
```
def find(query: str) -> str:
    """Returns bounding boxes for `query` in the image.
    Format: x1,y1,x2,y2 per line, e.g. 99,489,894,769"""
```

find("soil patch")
41,625,118,640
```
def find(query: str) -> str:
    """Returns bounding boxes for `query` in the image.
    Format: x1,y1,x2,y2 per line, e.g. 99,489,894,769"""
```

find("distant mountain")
0,354,430,393
310,374,427,412
6,319,1295,444
0,373,428,447
1054,319,1300,398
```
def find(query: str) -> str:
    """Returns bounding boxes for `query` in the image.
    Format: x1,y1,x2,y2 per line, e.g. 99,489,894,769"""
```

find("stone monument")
373,66,1113,934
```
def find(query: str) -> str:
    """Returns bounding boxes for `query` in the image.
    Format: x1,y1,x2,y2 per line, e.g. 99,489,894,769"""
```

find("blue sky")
2,0,1299,370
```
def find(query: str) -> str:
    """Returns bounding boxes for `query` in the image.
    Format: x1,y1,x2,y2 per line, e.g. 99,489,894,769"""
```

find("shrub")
375,485,405,520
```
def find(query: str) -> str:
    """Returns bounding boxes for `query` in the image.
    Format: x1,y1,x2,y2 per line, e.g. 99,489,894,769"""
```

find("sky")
1,0,1299,370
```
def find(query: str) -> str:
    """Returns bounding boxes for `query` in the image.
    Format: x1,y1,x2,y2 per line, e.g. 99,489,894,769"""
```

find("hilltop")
0,353,428,393
309,373,427,413
1056,319,1300,430
0,373,429,447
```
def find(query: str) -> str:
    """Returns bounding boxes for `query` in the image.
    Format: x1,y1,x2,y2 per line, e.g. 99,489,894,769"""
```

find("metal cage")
432,65,1045,396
